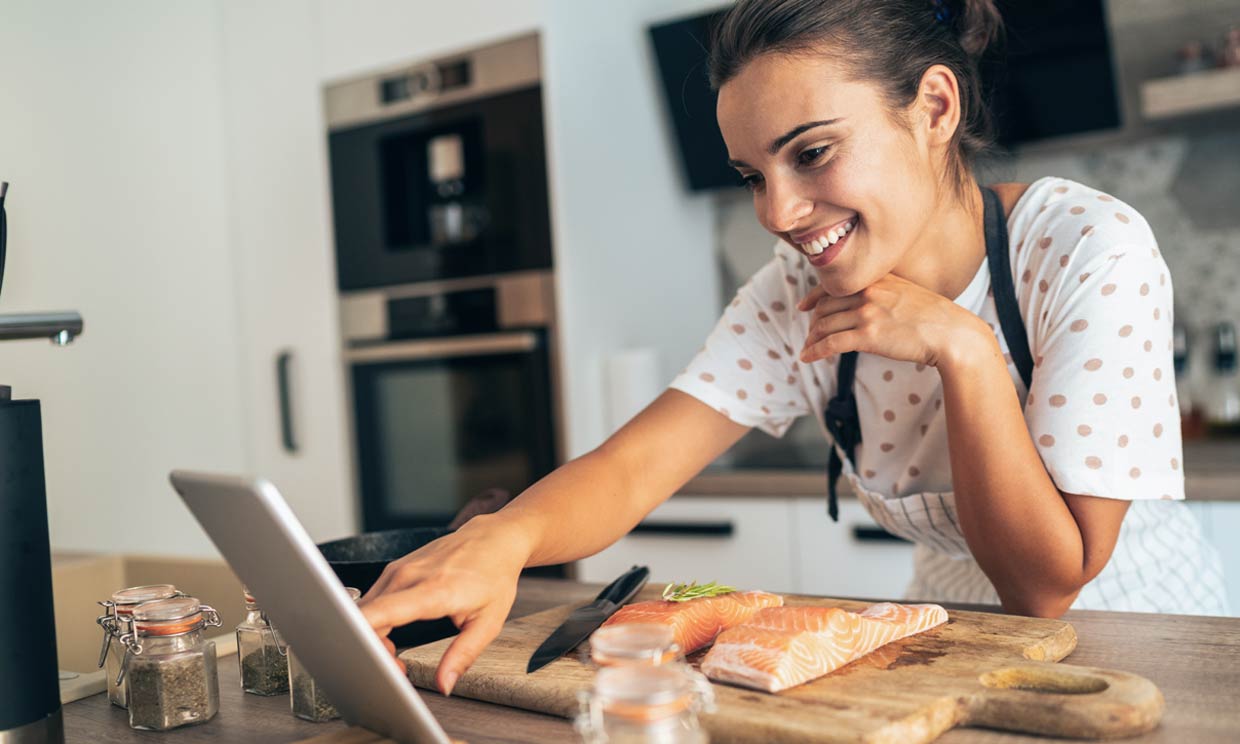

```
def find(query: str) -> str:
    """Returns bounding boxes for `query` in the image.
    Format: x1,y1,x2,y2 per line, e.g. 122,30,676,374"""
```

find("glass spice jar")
236,586,288,695
575,664,715,744
96,584,182,708
590,624,682,668
117,596,222,731
288,587,362,721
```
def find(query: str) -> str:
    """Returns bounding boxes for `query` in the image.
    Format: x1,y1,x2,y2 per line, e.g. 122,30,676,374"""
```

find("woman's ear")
915,64,962,148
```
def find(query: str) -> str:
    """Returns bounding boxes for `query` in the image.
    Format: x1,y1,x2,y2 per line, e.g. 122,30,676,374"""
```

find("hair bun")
956,0,1004,60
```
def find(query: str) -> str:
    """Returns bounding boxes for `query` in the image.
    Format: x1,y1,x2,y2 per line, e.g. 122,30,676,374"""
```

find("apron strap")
820,186,1034,521
982,186,1034,389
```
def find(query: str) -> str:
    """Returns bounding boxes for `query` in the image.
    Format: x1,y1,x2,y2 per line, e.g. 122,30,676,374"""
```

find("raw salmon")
600,591,785,654
700,602,948,692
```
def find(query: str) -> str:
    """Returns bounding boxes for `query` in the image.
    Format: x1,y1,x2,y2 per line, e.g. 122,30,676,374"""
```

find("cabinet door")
576,498,797,593
793,497,916,601
217,1,356,541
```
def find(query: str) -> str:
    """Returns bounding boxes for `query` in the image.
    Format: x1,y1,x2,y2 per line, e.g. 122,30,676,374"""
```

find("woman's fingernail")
443,671,459,697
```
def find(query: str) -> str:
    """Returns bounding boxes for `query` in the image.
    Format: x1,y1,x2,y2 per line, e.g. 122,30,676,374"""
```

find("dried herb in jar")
291,667,339,722
127,654,217,731
240,647,289,696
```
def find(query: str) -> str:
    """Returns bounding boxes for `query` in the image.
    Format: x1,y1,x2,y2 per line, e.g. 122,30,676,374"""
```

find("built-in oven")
341,271,559,535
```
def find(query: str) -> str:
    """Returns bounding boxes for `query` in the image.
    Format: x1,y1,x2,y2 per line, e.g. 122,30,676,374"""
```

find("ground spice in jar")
240,646,289,696
127,653,218,731
235,587,288,696
291,665,339,722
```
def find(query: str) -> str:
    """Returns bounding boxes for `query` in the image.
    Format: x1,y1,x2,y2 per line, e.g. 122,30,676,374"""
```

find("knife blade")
526,564,650,673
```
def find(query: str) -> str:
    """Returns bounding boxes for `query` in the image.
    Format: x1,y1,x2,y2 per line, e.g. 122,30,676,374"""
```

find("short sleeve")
1020,194,1183,501
669,252,814,437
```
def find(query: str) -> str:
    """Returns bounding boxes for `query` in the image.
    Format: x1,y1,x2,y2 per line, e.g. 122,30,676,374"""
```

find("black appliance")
326,33,553,289
1,181,84,744
649,1,1122,191
341,272,558,537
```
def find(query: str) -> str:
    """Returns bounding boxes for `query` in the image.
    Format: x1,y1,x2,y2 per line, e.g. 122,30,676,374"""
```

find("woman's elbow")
1001,587,1081,619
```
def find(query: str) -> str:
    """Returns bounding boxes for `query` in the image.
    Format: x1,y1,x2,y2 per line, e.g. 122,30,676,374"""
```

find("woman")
360,0,1229,695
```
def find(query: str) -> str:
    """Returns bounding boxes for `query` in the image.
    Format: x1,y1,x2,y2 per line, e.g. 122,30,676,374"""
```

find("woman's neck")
893,180,988,301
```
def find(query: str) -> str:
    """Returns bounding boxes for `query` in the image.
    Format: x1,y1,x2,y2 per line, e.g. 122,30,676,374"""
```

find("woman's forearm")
460,390,751,570
938,319,1089,616
471,446,649,568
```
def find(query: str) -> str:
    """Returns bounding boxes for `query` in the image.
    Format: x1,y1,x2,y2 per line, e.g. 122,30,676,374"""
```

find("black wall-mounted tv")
649,0,1122,192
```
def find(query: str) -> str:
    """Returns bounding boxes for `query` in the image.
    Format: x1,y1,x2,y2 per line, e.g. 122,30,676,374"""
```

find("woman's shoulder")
1007,177,1156,248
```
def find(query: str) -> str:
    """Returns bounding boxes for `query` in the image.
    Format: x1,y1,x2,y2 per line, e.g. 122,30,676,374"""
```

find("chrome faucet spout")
0,312,84,344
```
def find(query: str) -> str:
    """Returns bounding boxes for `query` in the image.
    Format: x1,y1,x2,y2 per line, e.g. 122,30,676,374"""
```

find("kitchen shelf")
1140,66,1240,120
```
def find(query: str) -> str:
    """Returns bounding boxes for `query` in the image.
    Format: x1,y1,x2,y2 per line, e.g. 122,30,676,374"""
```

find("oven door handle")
345,331,540,363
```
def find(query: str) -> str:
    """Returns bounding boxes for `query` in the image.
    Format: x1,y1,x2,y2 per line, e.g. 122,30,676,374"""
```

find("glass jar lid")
593,665,696,721
133,596,219,636
110,584,179,614
590,624,678,666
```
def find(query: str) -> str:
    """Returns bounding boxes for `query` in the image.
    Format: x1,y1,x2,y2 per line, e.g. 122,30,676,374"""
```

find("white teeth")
808,239,824,255
841,220,852,234
827,230,840,245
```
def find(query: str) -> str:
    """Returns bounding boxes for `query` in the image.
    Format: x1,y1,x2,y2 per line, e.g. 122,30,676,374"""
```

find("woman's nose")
761,179,813,235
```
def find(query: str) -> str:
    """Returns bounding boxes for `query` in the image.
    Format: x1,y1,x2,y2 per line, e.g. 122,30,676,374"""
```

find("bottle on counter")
236,586,289,695
117,596,222,731
287,587,362,722
1204,322,1240,437
1174,323,1206,439
575,663,714,744
590,623,682,668
96,583,182,708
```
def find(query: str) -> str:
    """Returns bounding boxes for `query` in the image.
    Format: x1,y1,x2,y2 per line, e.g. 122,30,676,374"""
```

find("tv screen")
649,1,1122,192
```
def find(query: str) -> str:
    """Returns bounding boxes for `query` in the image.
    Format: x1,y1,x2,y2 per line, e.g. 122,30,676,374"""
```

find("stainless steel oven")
341,271,560,532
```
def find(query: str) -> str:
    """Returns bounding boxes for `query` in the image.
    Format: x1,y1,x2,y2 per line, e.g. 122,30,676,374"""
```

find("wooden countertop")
64,578,1240,743
681,439,1240,500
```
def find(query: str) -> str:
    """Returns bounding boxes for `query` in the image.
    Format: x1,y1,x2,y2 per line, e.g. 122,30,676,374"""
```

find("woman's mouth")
794,216,858,268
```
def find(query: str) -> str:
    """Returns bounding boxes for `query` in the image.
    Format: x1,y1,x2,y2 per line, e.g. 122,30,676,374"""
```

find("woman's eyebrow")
726,118,844,168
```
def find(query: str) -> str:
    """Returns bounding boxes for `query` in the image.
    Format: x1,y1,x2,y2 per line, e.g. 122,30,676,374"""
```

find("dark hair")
709,0,1004,198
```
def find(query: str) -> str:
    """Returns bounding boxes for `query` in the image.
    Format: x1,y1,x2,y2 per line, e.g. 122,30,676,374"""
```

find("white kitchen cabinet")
576,498,798,593
216,1,357,543
793,497,916,601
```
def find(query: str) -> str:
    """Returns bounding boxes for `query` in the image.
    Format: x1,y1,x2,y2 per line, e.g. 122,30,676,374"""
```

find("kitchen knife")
526,564,650,673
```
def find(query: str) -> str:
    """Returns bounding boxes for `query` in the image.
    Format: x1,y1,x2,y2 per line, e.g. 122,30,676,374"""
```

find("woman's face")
717,52,946,297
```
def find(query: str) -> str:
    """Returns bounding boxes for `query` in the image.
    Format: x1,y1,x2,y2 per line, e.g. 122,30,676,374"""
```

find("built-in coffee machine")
325,35,563,572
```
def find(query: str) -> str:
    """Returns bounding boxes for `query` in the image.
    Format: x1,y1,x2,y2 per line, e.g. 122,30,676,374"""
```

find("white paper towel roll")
605,348,663,433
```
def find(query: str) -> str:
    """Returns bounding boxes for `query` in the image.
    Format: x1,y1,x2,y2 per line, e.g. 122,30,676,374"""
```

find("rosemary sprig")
661,580,737,603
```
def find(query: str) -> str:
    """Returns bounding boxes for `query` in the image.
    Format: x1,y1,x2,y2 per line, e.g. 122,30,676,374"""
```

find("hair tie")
931,0,955,25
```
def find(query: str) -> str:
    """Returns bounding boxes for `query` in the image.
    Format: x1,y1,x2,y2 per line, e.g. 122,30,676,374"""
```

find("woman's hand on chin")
795,273,993,367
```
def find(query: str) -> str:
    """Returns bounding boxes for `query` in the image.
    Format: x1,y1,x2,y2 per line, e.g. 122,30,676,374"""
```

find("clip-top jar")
236,586,288,695
575,664,715,744
117,596,222,731
590,624,682,668
288,587,362,721
96,584,181,708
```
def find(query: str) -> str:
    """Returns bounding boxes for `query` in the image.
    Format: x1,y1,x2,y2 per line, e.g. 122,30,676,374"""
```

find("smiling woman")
354,0,1229,696
668,0,1227,617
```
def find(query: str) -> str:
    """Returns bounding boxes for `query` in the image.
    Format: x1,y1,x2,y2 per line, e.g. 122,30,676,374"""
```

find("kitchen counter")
682,438,1240,500
63,578,1240,743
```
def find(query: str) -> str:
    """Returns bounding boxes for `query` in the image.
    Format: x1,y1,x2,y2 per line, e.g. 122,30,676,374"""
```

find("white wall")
542,0,725,456
0,1,247,556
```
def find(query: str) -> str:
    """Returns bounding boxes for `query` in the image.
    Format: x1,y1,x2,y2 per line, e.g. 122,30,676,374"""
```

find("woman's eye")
741,173,764,192
798,146,829,166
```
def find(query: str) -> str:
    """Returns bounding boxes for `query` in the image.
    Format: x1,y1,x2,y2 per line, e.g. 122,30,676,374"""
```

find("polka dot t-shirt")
670,177,1229,615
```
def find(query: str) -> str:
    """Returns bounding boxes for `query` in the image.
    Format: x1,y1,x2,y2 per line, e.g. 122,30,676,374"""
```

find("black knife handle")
594,564,650,605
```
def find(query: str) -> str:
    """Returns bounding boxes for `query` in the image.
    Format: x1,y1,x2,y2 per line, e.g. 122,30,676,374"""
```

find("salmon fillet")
700,602,948,692
600,591,785,654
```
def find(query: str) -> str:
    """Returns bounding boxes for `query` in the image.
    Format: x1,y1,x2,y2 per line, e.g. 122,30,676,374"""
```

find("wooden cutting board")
400,589,1164,743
